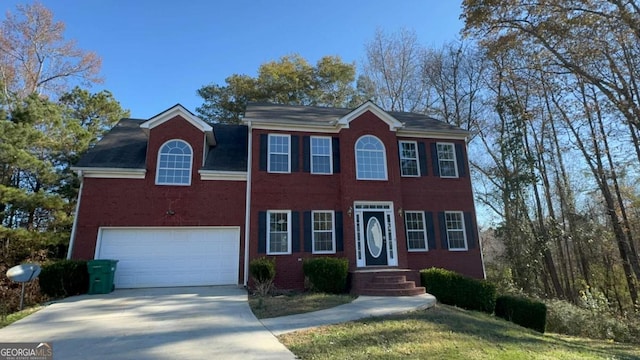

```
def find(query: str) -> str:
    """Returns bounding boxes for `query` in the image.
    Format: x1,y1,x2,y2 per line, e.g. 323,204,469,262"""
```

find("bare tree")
0,2,102,102
363,28,430,112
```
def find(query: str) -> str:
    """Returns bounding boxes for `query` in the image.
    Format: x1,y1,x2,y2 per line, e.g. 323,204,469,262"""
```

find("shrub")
420,267,496,314
249,257,276,296
546,299,640,344
495,295,547,333
303,257,349,294
38,260,89,298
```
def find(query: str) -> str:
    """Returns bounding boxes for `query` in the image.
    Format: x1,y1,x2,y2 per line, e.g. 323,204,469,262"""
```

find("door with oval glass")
363,211,388,266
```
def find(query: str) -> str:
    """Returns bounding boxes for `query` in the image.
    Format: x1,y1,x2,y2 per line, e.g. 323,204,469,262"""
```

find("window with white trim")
445,211,467,250
267,210,291,254
312,211,335,253
268,134,290,173
399,141,419,177
311,136,332,174
355,135,387,180
156,139,192,185
405,211,427,251
437,143,458,178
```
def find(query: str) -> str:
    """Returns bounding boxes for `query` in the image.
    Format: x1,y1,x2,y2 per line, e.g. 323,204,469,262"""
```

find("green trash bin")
87,259,118,295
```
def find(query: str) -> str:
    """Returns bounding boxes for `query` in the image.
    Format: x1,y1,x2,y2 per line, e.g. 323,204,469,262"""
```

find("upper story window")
437,142,458,178
156,139,192,185
355,135,387,180
445,211,467,251
268,134,290,173
311,136,332,174
399,141,419,177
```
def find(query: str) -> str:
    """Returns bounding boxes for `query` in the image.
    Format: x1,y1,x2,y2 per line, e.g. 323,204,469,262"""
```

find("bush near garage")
38,260,89,298
303,257,349,294
249,257,276,296
420,267,497,314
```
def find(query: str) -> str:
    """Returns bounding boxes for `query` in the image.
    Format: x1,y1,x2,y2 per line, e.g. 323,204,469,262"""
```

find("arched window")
156,139,193,185
355,135,387,180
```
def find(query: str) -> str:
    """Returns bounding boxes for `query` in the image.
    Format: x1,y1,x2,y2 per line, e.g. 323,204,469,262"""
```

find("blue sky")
5,1,465,119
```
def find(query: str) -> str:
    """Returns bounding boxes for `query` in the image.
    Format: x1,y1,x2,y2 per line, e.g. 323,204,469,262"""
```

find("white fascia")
198,170,247,181
71,167,146,179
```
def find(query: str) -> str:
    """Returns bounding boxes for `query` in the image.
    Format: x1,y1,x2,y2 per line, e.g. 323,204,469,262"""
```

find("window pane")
156,140,192,185
268,135,290,172
445,212,466,250
311,137,331,174
313,211,334,253
356,136,387,179
437,143,458,177
400,142,419,176
269,212,289,254
405,212,426,250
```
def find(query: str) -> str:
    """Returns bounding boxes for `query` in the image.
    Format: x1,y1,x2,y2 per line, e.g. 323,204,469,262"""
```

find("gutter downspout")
66,171,84,260
243,121,253,286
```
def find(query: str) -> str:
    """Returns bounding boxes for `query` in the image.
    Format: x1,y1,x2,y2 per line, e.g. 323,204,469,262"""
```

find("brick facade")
71,104,485,290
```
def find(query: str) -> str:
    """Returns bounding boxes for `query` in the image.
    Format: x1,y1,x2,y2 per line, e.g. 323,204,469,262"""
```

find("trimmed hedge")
38,260,89,298
303,257,349,294
420,267,496,314
495,295,547,333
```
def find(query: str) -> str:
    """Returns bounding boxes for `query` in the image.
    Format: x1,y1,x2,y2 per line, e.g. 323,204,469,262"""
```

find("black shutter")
258,211,267,253
431,143,440,177
455,143,466,177
438,212,448,249
303,136,310,172
332,137,340,173
291,136,299,172
425,211,436,250
259,134,268,171
464,212,476,249
335,211,344,252
304,211,312,252
418,142,428,176
292,211,300,252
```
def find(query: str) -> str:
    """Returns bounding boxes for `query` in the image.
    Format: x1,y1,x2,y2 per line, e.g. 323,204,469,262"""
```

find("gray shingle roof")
203,125,248,171
74,118,147,168
243,102,467,134
74,119,249,172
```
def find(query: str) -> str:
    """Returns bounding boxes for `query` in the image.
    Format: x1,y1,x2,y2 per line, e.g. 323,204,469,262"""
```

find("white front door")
354,203,398,267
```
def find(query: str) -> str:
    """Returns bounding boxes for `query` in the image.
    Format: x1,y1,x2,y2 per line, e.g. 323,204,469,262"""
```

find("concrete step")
372,275,407,284
357,286,427,296
366,280,417,290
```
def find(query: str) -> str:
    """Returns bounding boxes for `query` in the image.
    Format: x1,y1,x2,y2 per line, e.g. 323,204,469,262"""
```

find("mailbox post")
6,264,42,310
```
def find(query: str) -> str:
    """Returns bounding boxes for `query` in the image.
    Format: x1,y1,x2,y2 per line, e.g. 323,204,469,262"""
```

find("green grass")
279,304,640,360
0,306,42,329
249,292,356,319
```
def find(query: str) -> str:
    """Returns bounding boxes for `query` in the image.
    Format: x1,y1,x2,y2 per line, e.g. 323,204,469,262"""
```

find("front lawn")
0,306,42,329
279,304,640,360
249,292,356,319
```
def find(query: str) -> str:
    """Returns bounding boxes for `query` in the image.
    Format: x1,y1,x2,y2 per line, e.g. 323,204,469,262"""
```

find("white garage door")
95,227,240,288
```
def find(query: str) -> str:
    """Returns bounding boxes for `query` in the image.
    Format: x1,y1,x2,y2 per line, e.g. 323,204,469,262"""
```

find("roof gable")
337,101,404,131
140,104,215,143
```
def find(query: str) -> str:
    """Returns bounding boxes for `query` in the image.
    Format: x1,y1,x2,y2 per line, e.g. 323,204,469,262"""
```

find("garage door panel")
96,227,240,288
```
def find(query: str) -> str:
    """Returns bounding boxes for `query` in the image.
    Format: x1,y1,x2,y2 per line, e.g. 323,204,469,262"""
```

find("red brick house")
69,102,485,294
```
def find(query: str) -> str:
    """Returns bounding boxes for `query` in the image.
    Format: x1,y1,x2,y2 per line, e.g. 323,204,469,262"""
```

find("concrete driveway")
0,286,296,360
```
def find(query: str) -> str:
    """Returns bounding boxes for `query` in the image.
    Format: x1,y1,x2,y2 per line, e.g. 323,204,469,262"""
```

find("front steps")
350,268,426,296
